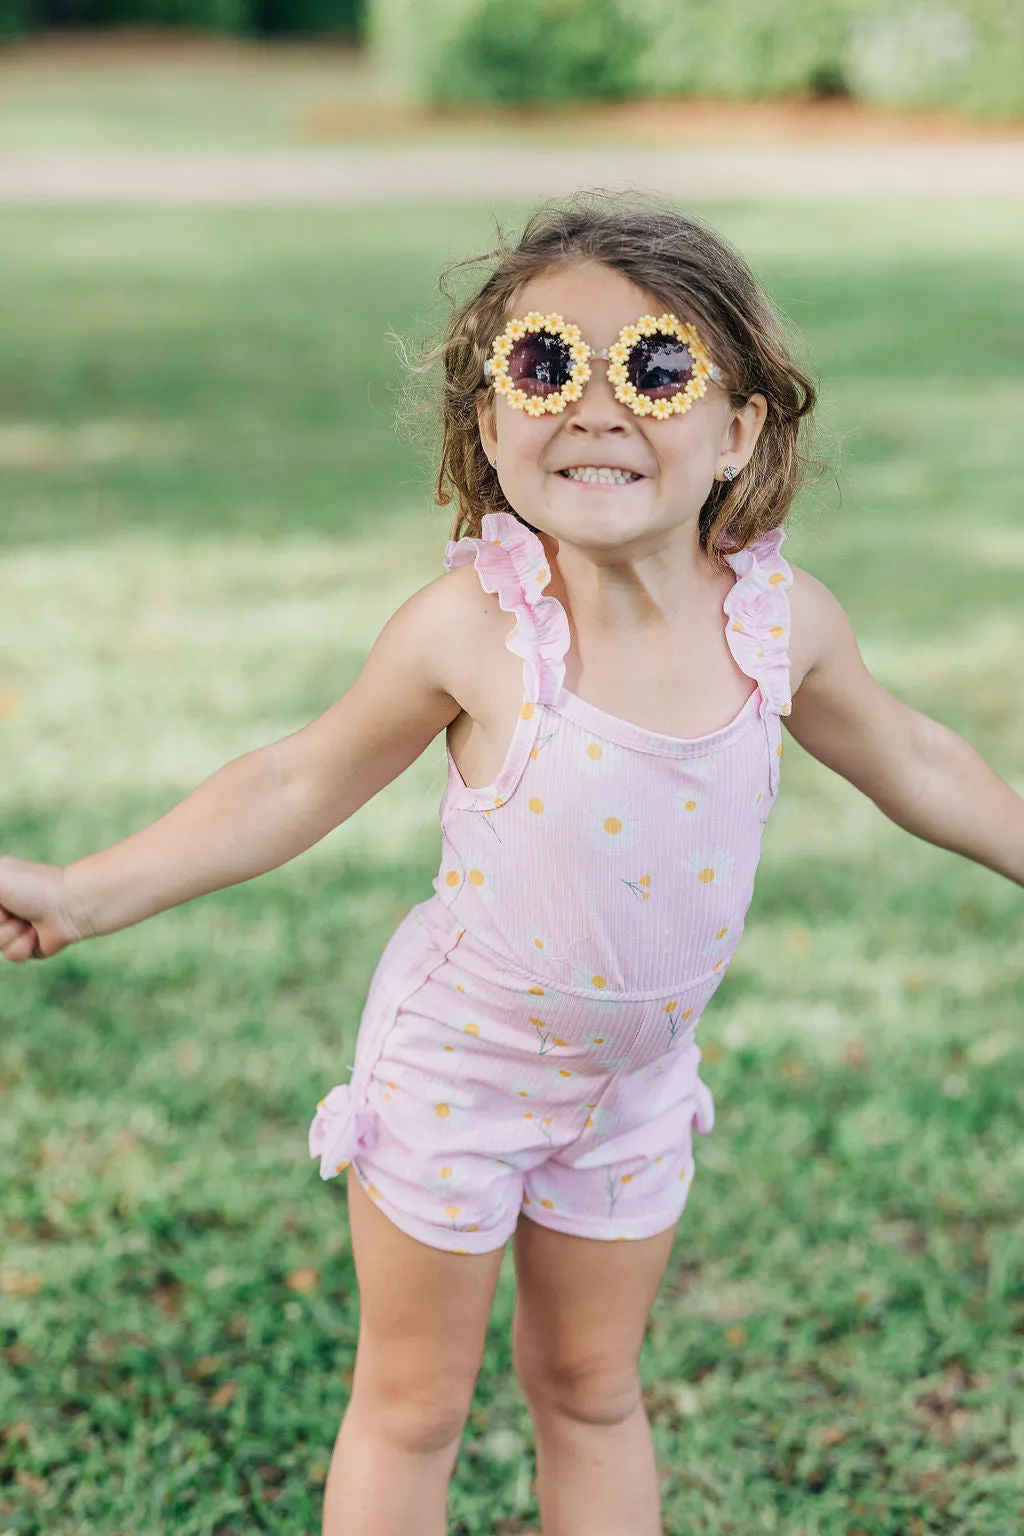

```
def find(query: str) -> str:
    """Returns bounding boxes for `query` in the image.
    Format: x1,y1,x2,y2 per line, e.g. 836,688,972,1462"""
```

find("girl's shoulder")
786,562,855,696
402,555,519,714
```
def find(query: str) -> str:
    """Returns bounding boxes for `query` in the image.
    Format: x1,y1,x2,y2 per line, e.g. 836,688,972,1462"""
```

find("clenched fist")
0,858,86,963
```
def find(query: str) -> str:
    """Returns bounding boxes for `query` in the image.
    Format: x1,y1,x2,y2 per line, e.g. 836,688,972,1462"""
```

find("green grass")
1,199,1023,1535
0,41,376,152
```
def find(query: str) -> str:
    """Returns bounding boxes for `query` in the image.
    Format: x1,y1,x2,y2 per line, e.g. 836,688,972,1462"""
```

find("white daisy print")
579,735,621,780
453,1007,488,1041
684,845,735,888
518,792,564,835
457,861,500,909
674,788,703,824
582,804,642,854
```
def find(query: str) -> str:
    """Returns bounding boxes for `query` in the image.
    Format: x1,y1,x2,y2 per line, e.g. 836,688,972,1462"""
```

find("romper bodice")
432,511,793,999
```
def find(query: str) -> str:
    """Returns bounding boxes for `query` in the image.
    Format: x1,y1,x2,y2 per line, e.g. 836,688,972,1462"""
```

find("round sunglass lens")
628,334,695,398
507,333,572,396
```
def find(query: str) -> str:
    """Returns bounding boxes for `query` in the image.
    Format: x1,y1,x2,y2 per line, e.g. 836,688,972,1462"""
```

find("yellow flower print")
604,1165,636,1217
664,999,695,1043
527,723,561,764
684,846,735,887
621,872,652,903
583,805,642,854
701,924,733,959
529,1014,571,1056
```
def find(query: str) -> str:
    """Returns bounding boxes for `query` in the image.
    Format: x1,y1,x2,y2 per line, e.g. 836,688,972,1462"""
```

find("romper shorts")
309,895,715,1254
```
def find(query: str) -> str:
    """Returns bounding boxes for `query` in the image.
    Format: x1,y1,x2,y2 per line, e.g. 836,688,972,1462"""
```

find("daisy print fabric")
307,512,793,1255
436,511,792,999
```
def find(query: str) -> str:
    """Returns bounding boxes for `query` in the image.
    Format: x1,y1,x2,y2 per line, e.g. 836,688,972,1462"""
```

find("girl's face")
477,260,767,556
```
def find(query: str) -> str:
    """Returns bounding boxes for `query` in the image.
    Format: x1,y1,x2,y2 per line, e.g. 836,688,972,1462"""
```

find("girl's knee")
349,1365,476,1456
514,1346,641,1427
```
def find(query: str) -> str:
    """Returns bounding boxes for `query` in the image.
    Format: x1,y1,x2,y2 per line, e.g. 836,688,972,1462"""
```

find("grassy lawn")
1,198,1023,1534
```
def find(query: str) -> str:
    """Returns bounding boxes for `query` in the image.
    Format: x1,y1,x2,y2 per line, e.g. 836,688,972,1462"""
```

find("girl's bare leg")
511,1216,678,1536
322,1171,505,1536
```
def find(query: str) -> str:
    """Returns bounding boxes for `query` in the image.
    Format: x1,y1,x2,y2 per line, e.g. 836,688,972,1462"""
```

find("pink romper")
309,510,792,1253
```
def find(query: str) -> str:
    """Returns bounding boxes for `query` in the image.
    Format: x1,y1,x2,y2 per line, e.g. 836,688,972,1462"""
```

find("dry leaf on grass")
14,1471,47,1496
0,1271,43,1297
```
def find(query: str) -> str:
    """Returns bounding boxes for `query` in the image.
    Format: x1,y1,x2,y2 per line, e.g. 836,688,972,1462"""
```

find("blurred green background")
1,16,1024,1536
1,0,1024,116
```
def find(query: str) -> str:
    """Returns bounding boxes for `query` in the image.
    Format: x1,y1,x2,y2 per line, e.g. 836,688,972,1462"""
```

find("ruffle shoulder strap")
722,526,793,719
444,511,570,707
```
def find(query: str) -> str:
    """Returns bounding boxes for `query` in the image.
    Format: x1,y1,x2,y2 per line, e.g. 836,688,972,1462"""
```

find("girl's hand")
0,858,86,963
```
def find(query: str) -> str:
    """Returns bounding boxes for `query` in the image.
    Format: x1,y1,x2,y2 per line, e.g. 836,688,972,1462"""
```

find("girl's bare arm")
50,569,472,941
785,568,1024,886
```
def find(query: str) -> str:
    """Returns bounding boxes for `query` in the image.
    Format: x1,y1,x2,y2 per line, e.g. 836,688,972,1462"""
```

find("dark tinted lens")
627,334,695,398
507,333,572,396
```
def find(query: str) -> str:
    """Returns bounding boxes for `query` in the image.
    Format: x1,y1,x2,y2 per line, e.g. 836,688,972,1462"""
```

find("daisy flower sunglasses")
483,310,723,421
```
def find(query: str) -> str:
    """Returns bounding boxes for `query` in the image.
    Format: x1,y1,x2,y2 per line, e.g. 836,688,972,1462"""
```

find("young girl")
1,197,1021,1536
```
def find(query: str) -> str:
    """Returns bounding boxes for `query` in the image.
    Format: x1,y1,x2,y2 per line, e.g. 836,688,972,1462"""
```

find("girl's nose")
565,358,631,433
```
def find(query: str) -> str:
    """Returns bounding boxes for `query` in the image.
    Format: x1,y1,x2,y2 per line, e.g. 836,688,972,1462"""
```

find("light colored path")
1,141,1023,204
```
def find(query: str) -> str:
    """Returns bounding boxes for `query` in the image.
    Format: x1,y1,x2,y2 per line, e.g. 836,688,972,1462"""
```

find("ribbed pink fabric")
308,511,793,1253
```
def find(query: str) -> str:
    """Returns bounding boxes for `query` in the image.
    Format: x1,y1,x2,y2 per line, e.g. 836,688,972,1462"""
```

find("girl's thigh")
346,1169,506,1412
510,1214,678,1405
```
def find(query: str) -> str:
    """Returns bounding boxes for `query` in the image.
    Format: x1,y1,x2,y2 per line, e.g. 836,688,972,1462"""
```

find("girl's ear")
477,396,498,467
717,392,768,476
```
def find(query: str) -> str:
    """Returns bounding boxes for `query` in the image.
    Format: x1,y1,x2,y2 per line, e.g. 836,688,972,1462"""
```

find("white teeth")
563,466,639,485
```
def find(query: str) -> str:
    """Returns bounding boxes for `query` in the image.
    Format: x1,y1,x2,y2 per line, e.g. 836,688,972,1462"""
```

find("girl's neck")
538,524,723,636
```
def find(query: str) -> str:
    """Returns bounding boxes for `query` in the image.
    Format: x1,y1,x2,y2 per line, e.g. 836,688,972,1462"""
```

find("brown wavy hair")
421,191,818,570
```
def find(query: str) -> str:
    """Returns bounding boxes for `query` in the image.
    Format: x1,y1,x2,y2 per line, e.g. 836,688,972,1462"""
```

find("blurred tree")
5,0,362,33
435,0,644,105
370,0,1024,117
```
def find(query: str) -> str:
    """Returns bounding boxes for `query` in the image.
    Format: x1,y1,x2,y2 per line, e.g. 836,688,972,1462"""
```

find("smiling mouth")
557,467,643,485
